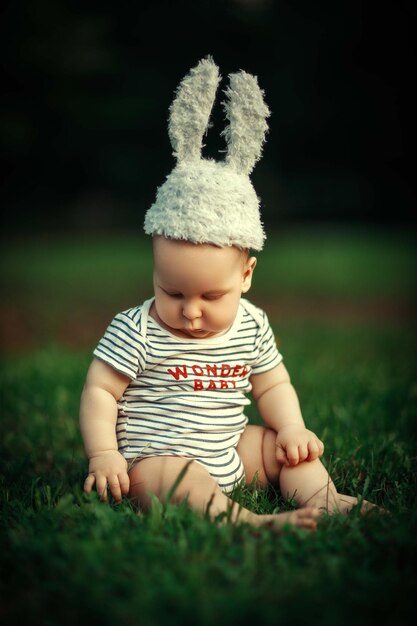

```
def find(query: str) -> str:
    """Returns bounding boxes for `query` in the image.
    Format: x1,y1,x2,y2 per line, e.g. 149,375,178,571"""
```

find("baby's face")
151,236,256,339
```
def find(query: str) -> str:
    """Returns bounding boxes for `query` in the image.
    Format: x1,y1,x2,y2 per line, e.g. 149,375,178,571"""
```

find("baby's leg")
237,425,374,514
283,461,379,513
128,456,319,530
279,457,363,513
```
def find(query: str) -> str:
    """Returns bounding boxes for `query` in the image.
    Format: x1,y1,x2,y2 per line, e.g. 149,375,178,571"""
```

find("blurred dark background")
1,0,415,235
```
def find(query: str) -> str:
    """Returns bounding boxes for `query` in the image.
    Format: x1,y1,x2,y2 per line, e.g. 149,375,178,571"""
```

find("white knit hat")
144,56,270,251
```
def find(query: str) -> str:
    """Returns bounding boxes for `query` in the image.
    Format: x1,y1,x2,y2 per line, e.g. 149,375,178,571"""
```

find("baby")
80,58,373,530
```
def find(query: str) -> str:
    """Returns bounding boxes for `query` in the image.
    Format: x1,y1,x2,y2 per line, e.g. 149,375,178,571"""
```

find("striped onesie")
93,297,282,494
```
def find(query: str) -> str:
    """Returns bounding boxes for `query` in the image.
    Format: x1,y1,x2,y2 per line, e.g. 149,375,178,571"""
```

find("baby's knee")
166,459,216,504
128,456,217,509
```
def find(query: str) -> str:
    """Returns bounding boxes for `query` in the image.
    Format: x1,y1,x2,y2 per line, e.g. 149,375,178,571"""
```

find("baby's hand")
275,424,324,467
84,450,130,503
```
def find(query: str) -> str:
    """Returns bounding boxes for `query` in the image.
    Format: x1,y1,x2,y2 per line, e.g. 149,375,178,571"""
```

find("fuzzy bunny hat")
144,56,270,250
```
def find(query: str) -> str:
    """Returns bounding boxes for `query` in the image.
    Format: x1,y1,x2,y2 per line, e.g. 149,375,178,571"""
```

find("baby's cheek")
165,303,180,323
156,299,174,325
213,309,236,331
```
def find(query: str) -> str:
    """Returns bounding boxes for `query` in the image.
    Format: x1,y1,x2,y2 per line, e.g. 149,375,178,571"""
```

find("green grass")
1,228,417,625
1,326,416,626
256,226,417,298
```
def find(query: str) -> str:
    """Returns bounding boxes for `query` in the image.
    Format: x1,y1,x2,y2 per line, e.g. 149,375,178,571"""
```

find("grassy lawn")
1,227,416,625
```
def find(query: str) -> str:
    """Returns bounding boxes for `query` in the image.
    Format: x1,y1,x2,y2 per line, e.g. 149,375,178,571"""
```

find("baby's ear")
242,256,257,293
168,56,221,163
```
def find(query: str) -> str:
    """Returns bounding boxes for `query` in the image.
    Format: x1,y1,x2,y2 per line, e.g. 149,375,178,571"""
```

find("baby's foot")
358,500,389,516
337,494,387,515
257,506,320,531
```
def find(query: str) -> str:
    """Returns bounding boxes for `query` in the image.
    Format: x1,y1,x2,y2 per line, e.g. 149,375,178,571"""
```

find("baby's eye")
163,289,182,298
203,293,224,301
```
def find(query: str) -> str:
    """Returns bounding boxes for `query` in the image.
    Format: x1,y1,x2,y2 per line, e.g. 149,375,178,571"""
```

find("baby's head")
151,236,256,339
143,57,270,338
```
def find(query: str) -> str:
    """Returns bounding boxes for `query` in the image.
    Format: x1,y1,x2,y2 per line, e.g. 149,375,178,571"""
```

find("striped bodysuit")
93,297,282,494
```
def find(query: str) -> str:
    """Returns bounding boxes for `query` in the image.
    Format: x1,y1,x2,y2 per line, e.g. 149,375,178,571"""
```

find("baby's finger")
286,445,300,466
108,476,123,503
298,443,308,463
84,474,96,495
95,475,108,502
275,445,288,466
312,438,325,459
118,472,130,496
306,440,320,461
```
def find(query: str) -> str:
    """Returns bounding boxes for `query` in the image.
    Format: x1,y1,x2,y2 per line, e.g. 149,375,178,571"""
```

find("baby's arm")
79,358,131,502
251,362,324,466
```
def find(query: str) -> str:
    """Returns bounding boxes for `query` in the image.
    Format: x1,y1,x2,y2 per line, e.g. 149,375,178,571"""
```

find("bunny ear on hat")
222,70,270,175
169,56,220,163
144,57,270,251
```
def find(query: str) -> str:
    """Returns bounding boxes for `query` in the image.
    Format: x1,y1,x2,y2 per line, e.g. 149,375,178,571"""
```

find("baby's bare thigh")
236,425,281,486
128,456,218,509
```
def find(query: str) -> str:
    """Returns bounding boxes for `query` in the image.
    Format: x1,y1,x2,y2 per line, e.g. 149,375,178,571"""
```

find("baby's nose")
182,300,202,320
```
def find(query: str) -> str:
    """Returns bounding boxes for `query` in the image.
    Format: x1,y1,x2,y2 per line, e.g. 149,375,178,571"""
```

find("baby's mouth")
186,328,208,337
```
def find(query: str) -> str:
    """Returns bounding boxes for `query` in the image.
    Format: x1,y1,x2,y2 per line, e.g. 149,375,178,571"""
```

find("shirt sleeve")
251,310,283,375
93,309,146,380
